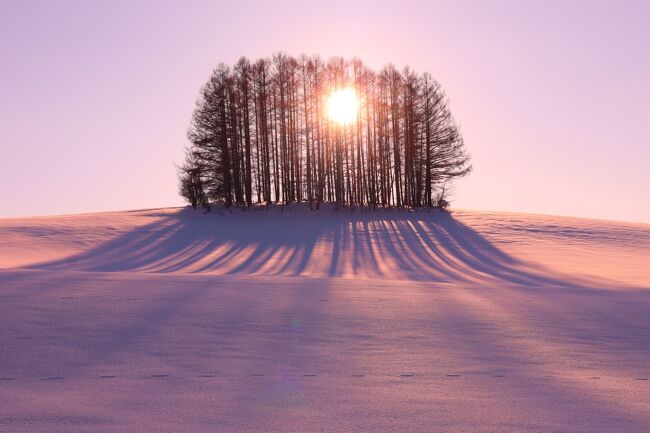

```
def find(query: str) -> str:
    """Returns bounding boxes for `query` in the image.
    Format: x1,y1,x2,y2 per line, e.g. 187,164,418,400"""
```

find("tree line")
179,54,471,210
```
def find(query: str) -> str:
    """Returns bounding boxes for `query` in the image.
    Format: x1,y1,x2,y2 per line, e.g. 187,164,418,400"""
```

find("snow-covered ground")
1,205,648,432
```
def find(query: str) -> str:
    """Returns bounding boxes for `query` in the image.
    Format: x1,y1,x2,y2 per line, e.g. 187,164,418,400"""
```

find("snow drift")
0,206,648,433
3,204,648,287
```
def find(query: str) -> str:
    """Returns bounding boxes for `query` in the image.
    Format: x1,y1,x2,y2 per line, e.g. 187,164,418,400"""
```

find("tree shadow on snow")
29,207,630,289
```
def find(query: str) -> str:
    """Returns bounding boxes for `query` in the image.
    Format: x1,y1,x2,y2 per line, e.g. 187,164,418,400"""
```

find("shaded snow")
0,205,648,432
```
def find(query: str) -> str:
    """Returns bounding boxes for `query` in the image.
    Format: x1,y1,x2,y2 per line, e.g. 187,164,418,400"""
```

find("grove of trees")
179,54,471,210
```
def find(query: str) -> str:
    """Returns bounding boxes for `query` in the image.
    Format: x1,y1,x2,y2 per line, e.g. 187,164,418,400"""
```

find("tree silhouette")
179,55,471,210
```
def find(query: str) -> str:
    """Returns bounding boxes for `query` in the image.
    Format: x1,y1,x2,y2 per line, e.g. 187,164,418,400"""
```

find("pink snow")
0,205,648,432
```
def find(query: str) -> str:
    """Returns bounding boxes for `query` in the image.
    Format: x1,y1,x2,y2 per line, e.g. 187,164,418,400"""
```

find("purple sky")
1,1,648,222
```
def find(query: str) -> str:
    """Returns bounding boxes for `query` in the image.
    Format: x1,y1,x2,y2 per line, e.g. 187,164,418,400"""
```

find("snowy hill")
0,206,648,432
2,204,649,285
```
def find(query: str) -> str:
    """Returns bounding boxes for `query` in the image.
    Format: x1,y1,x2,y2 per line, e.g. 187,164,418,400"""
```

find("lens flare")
326,88,358,125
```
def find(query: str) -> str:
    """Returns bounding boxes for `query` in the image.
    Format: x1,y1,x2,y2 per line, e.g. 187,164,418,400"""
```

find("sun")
326,88,358,125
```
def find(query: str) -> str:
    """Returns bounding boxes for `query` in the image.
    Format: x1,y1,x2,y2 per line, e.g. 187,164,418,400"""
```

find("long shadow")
28,208,640,289
7,209,649,433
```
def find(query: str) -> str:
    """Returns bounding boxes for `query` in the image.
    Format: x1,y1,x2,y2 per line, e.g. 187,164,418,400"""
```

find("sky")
1,0,648,222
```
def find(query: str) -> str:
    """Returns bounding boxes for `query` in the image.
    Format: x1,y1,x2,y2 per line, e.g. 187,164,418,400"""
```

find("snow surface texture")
0,205,648,433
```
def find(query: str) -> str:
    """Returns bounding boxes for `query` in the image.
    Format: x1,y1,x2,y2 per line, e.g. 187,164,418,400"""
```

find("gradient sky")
1,0,648,222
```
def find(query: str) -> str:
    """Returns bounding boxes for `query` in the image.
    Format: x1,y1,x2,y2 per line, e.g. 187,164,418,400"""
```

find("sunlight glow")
326,88,358,125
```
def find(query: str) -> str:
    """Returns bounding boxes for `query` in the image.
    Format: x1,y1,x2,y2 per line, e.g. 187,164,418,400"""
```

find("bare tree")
179,55,471,210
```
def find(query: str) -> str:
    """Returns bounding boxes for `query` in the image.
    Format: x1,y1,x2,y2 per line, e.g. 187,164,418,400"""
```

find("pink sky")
1,0,648,222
